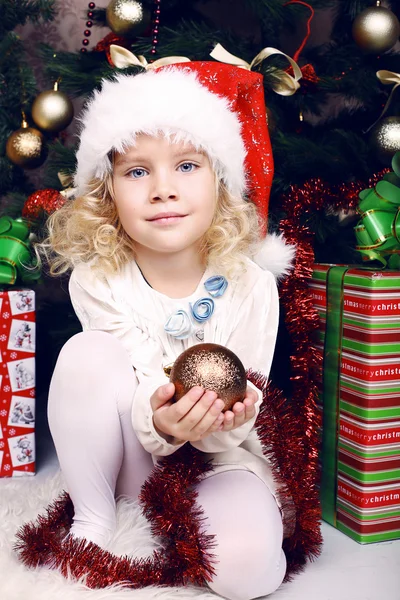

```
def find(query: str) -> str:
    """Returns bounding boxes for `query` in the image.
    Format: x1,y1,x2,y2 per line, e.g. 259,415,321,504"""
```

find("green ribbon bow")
354,152,400,269
0,216,37,284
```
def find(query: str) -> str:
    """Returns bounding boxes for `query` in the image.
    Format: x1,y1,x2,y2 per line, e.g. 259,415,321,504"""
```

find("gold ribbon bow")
210,43,302,96
365,70,400,133
110,43,302,96
110,45,190,70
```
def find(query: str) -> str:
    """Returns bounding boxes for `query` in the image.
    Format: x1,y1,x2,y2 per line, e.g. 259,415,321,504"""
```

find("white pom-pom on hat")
254,233,296,280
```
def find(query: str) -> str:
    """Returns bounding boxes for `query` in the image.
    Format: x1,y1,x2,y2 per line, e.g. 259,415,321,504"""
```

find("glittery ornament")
170,343,247,411
22,189,66,220
106,0,151,37
352,3,400,54
32,82,74,133
6,119,47,169
370,116,400,165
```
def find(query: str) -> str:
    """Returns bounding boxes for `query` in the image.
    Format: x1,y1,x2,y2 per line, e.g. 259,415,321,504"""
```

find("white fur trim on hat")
254,233,296,280
74,68,247,197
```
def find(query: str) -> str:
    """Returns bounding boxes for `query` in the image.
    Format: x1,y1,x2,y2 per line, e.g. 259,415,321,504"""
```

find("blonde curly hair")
37,166,262,280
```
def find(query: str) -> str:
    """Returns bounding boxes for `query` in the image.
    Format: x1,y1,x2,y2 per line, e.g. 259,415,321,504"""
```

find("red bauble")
170,343,247,412
23,189,66,220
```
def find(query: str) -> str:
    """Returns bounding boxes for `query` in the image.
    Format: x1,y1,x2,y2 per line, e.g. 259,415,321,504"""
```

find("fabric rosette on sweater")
164,309,194,340
190,298,215,323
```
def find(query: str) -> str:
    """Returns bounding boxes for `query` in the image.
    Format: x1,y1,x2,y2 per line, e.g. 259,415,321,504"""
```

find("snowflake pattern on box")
0,289,35,477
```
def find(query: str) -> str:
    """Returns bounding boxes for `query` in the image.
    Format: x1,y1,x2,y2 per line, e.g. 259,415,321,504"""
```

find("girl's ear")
253,233,296,280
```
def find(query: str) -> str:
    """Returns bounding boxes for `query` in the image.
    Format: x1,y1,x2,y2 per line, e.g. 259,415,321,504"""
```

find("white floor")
3,414,400,599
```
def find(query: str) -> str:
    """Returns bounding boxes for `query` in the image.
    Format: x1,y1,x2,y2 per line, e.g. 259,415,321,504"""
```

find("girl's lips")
148,212,186,220
148,215,187,224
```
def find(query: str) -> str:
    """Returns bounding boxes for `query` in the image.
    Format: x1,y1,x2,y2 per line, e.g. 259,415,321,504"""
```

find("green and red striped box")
310,264,400,543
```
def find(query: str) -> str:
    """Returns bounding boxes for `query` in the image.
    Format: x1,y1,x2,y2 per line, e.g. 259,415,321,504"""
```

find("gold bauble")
6,120,47,169
170,343,247,412
370,117,400,165
106,0,151,37
31,82,74,133
352,4,400,53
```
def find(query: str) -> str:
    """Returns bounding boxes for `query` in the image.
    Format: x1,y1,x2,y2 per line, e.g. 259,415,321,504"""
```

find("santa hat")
74,59,295,277
75,61,273,220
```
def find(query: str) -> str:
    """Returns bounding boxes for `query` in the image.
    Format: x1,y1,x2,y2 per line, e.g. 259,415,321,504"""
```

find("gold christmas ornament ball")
6,122,47,169
31,86,74,133
370,116,400,165
352,5,400,53
106,0,151,37
169,343,247,412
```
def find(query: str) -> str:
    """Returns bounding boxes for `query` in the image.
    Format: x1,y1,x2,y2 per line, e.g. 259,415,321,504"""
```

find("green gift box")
310,264,400,543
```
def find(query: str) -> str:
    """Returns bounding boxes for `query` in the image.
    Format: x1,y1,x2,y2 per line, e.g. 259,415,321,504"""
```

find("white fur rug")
0,470,219,600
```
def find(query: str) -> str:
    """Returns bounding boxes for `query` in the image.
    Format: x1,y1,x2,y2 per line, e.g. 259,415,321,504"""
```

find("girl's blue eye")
129,168,147,178
178,162,197,173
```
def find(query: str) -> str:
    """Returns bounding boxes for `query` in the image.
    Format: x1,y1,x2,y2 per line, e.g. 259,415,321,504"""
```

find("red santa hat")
75,61,272,219
74,56,295,277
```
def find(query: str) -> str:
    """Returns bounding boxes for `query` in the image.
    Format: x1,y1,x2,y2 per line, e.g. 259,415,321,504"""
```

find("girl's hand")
219,386,258,433
150,383,225,443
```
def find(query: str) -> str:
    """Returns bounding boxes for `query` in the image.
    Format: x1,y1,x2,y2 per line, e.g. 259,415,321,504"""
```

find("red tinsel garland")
283,172,389,216
14,368,322,588
14,446,217,589
271,171,389,573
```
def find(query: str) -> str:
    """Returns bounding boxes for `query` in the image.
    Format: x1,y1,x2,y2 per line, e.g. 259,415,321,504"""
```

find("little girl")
40,61,296,600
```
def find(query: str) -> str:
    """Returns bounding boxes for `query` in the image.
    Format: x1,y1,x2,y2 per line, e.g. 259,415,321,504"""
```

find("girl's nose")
150,170,178,202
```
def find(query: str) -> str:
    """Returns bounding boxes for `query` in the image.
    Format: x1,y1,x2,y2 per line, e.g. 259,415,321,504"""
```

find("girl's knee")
50,330,137,416
208,537,285,600
59,330,124,358
55,331,131,376
202,474,286,600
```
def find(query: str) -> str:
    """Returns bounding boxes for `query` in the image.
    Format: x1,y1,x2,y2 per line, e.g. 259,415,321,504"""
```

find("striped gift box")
337,476,400,544
339,414,400,484
310,264,400,543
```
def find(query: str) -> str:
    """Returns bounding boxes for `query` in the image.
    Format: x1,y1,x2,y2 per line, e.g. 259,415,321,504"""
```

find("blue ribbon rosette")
204,275,228,297
190,297,215,323
164,275,228,339
164,309,194,340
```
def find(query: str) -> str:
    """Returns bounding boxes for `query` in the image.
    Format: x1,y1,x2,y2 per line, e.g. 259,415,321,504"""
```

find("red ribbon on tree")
284,0,320,92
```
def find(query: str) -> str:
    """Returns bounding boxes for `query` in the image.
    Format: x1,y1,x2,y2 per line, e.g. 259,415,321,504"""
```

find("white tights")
48,331,286,600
